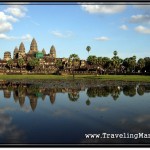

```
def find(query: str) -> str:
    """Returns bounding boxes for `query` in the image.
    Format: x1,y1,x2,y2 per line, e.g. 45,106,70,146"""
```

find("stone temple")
0,37,88,75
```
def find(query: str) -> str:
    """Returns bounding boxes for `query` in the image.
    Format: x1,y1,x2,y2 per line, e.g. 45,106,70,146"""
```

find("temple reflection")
0,82,150,111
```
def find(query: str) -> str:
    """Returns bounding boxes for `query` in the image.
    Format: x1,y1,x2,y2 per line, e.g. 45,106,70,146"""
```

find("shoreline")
1,76,150,89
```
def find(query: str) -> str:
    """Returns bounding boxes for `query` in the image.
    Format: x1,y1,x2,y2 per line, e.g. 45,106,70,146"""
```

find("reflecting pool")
0,81,150,145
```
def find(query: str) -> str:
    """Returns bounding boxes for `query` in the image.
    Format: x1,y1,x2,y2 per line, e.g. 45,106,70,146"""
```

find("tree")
137,58,145,73
102,57,111,73
111,56,121,74
18,58,25,73
86,46,91,53
128,56,136,73
55,59,63,70
69,54,80,79
113,50,118,57
28,58,39,71
87,55,97,65
144,57,150,72
7,59,14,72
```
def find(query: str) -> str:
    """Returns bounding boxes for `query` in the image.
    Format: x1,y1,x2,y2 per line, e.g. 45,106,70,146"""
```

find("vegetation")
0,75,150,82
69,54,80,79
86,46,91,53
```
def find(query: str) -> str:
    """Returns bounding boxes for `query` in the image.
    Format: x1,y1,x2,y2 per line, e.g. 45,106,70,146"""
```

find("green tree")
87,55,97,65
18,58,25,73
28,58,39,71
144,57,150,72
113,50,118,57
56,59,63,69
86,46,91,53
69,54,80,79
137,58,145,72
7,59,14,72
102,57,111,73
128,56,136,73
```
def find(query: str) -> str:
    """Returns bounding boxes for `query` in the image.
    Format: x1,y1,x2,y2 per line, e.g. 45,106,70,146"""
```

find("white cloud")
130,14,150,24
51,30,73,38
80,3,126,14
95,36,110,41
0,34,15,40
135,25,150,34
21,34,32,41
120,24,128,30
4,5,28,18
0,11,18,23
0,22,13,33
0,33,32,41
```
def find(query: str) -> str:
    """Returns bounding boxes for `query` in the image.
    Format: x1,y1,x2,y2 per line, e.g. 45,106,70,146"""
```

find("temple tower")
4,51,11,61
13,47,19,59
18,42,26,59
50,45,56,58
29,38,38,54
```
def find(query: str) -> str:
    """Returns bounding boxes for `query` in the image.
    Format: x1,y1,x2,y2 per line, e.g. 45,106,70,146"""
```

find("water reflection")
0,81,150,144
0,82,150,111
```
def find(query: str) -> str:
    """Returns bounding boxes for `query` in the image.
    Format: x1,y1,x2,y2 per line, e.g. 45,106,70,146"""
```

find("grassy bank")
0,75,150,82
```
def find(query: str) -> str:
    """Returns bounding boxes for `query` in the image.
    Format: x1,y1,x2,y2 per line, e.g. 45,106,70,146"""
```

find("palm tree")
128,56,136,73
86,46,91,53
113,50,118,57
7,59,14,72
69,54,80,79
18,58,25,73
111,56,121,74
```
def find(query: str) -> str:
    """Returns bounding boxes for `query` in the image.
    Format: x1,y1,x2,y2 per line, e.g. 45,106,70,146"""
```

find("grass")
0,74,150,82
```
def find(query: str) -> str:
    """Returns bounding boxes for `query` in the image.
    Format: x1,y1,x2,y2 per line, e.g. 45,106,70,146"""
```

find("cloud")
95,36,110,41
51,30,73,38
135,25,150,34
0,34,15,40
80,3,126,14
95,107,109,112
120,24,128,30
0,11,18,23
129,14,150,24
4,5,28,18
135,114,150,123
0,33,32,41
21,34,32,41
0,22,13,33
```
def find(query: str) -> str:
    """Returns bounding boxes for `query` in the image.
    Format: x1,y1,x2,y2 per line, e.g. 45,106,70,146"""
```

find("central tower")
29,38,38,54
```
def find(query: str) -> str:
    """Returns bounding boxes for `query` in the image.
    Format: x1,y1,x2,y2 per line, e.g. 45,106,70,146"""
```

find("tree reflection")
137,85,145,96
110,86,121,101
86,99,91,106
123,85,136,97
0,82,150,111
68,89,79,102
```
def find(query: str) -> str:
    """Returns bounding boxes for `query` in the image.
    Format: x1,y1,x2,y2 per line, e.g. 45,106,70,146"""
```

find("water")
0,82,150,145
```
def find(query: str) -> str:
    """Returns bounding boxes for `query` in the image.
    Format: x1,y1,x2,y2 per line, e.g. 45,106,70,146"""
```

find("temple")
0,38,98,75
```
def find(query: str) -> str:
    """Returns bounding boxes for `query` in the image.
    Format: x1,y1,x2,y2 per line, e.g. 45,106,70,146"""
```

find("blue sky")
0,2,150,60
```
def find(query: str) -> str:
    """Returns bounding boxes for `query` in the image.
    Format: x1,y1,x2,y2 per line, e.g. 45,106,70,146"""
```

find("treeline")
86,51,150,74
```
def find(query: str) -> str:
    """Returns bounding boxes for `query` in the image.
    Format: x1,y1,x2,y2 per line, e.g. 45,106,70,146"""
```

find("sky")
0,2,150,60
